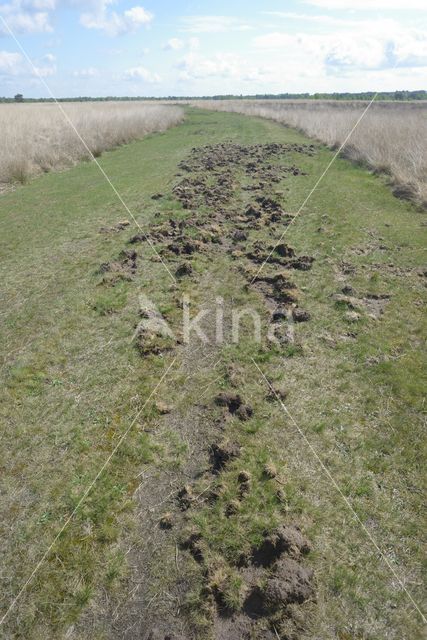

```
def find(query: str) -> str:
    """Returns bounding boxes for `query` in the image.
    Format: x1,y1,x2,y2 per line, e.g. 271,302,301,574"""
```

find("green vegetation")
0,108,425,639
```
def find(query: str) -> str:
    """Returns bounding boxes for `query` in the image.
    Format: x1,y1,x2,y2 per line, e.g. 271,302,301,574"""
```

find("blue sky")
0,0,426,98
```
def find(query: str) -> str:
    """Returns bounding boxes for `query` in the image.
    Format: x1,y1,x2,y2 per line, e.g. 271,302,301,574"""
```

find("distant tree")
14,93,24,102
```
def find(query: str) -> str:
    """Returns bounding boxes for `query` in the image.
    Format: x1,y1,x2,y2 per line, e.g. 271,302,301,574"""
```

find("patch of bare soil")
83,140,318,638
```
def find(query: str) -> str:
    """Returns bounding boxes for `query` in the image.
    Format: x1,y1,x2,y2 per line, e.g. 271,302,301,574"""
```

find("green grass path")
0,108,425,638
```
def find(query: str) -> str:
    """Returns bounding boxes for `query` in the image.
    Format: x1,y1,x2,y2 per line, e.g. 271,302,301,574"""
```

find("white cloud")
188,37,200,50
0,49,56,77
33,62,56,76
393,30,427,67
163,36,200,51
0,2,53,35
254,21,427,71
32,51,56,76
176,52,270,83
0,50,23,74
262,12,359,27
80,4,153,36
123,65,161,83
72,67,99,78
303,0,426,9
22,0,56,9
177,52,237,79
181,15,252,33
325,37,386,69
254,32,324,54
164,37,184,51
124,6,152,28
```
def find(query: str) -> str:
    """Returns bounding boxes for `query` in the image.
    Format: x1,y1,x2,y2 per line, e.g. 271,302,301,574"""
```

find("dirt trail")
79,140,319,639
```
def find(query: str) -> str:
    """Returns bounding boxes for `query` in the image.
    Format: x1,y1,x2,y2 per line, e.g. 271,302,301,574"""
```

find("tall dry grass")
192,100,427,208
0,102,184,186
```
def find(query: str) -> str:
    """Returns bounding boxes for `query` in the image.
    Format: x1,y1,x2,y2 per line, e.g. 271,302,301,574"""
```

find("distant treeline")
183,90,427,102
1,90,426,103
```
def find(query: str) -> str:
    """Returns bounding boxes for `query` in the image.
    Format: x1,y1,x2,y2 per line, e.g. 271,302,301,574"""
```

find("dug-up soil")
83,141,320,639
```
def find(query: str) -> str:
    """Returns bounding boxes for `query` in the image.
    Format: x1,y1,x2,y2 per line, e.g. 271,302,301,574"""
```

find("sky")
0,0,426,98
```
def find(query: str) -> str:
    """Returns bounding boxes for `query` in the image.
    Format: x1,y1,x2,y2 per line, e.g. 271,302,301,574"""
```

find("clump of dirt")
363,293,391,318
245,241,314,272
251,525,311,567
266,383,288,403
181,532,204,563
253,197,294,225
210,441,241,472
292,308,311,323
128,233,145,244
156,401,172,415
175,262,193,278
98,248,138,285
333,292,391,319
292,255,315,271
134,298,176,356
119,249,137,272
232,230,248,243
225,500,240,517
238,471,251,499
159,513,173,529
99,219,130,233
260,557,314,610
167,237,204,256
215,392,243,413
238,470,251,483
275,243,295,258
244,204,262,219
214,392,253,421
263,462,278,479
128,219,187,245
272,307,288,321
177,485,195,510
351,241,389,256
235,404,253,421
249,272,299,309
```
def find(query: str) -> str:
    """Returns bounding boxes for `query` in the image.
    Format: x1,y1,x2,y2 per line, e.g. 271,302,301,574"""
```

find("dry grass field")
0,102,184,187
192,100,427,208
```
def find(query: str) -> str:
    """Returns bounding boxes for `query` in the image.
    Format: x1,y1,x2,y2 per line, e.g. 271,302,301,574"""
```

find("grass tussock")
192,99,427,208
0,101,184,186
